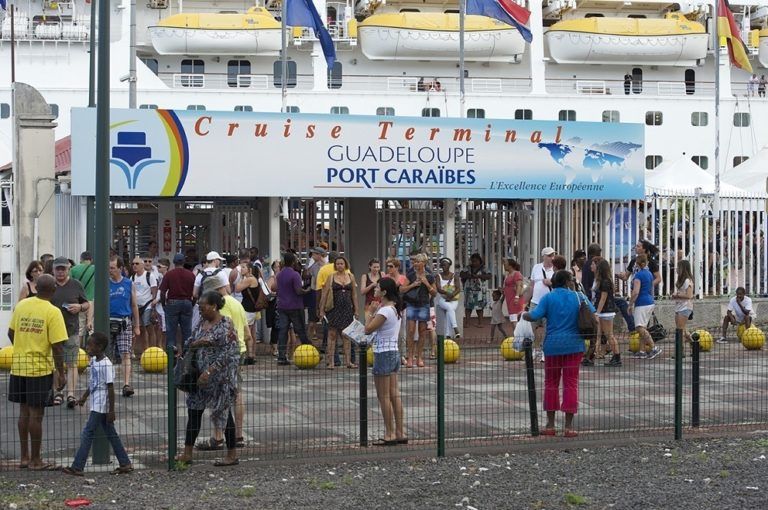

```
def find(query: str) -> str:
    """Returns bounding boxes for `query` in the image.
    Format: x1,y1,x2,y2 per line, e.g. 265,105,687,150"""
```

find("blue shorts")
373,350,400,376
406,305,430,322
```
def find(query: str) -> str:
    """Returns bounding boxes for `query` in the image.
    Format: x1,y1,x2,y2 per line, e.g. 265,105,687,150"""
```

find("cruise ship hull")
148,26,282,55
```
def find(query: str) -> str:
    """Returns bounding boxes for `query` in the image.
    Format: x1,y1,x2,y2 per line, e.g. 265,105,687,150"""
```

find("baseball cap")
309,247,327,256
202,270,229,292
206,251,225,262
53,256,71,268
541,247,556,256
173,253,185,264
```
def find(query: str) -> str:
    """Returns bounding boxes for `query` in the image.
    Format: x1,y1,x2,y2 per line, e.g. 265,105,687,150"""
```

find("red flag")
718,0,752,72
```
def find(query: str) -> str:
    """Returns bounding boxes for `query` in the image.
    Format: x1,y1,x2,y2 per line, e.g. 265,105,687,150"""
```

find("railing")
471,78,503,93
1,326,765,471
547,78,717,98
0,16,90,41
575,80,606,95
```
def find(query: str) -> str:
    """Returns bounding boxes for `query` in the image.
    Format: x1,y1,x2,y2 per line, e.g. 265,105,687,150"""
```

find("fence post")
674,328,683,440
437,334,445,457
690,332,700,428
359,344,368,448
524,337,539,436
167,345,176,470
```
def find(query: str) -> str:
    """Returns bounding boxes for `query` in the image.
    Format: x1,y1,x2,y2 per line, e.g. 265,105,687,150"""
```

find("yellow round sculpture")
693,330,713,352
366,346,374,366
741,327,765,350
77,348,90,373
737,324,746,341
443,339,460,364
628,331,641,353
0,345,13,370
500,337,524,361
293,344,320,369
140,346,168,373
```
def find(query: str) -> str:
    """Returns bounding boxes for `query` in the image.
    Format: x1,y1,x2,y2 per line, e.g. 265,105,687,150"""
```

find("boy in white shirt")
718,287,756,343
63,332,133,476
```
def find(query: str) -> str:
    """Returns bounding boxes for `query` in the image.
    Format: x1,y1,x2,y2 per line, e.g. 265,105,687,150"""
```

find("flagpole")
714,0,721,199
459,0,465,118
10,3,15,83
281,0,288,113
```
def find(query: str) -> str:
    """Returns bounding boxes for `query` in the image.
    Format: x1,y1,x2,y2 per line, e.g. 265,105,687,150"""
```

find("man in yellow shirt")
8,274,67,470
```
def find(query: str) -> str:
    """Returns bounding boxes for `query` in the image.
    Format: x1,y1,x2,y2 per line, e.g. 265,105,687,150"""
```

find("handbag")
323,278,335,312
173,347,199,393
647,312,667,343
246,286,269,312
576,292,596,337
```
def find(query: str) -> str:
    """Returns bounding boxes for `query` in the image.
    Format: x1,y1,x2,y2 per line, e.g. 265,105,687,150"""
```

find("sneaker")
716,337,728,344
606,355,622,367
633,351,648,359
647,346,663,360
581,358,594,367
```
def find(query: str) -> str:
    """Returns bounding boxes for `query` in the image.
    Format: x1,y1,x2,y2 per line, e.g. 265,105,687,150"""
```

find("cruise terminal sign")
71,108,644,199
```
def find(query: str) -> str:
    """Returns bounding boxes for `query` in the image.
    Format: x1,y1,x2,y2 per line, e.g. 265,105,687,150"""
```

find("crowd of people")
5,238,761,469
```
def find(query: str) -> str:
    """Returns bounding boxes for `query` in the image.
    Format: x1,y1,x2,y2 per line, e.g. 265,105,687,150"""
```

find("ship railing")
575,80,606,95
0,15,90,41
471,79,503,93
657,81,689,96
172,73,206,88
386,77,419,91
547,78,715,97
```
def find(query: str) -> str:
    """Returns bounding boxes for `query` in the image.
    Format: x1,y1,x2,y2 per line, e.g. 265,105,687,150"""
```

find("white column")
268,196,281,262
157,201,176,258
441,199,460,336
312,0,330,91
528,0,546,95
718,47,733,98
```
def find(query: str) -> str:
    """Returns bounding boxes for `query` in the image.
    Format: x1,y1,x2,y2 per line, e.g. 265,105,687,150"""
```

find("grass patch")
719,470,730,478
754,438,768,448
173,460,191,472
564,493,588,506
309,478,336,490
236,487,258,498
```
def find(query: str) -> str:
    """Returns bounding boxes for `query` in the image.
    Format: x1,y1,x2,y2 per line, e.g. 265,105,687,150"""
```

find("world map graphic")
538,141,642,170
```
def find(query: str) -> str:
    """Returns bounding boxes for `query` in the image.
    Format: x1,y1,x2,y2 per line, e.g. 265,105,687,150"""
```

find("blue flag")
0,1,6,10
466,0,533,43
285,0,336,69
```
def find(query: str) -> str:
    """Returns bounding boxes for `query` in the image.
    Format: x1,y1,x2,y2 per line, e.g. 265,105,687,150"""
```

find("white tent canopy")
645,157,751,196
722,146,768,195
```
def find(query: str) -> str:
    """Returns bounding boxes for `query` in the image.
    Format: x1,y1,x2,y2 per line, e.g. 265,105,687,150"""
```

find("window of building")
327,62,342,89
139,104,158,109
733,156,749,167
50,104,59,119
628,14,647,18
645,111,663,126
0,103,9,119
400,8,420,12
376,107,395,116
734,112,750,127
186,105,206,111
514,109,532,120
180,59,204,87
273,60,297,88
227,60,251,88
141,58,159,76
685,69,695,95
558,109,576,121
585,13,604,17
422,108,440,117
691,111,708,126
691,155,708,169
444,9,459,13
467,108,485,119
632,67,643,94
646,155,663,169
234,105,253,112
602,110,620,122
330,106,349,115
286,106,300,113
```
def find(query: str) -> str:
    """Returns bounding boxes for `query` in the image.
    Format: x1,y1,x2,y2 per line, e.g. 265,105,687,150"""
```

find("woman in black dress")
319,256,358,369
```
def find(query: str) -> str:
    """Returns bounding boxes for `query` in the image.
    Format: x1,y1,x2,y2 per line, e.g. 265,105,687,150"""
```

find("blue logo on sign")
110,131,165,189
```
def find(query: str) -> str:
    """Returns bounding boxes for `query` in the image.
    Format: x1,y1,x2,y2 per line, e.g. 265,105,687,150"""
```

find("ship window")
139,104,158,110
691,156,709,170
645,155,663,170
286,106,300,113
330,106,349,115
734,112,750,127
632,68,642,94
602,110,620,123
514,109,532,120
733,156,749,167
467,108,485,119
141,58,159,76
400,8,420,12
691,112,708,126
645,111,663,126
327,62,343,89
50,104,59,119
558,110,576,121
628,14,647,19
376,107,395,116
0,103,9,119
273,60,297,88
228,60,252,88
445,9,459,13
685,69,695,95
186,105,206,111
422,108,441,117
181,59,205,88
585,13,604,17
234,105,253,112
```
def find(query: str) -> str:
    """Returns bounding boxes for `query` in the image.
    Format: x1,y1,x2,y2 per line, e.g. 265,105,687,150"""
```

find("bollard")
674,328,683,440
167,345,177,469
691,332,700,428
437,334,445,457
523,337,539,437
359,343,368,448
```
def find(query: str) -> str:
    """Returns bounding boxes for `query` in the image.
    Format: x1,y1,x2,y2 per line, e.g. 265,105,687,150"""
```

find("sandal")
122,385,134,398
112,464,134,474
213,458,239,467
195,437,224,451
62,467,84,476
66,396,77,409
372,438,397,446
346,364,358,369
417,359,425,368
30,462,61,471
52,393,64,406
235,437,245,448
564,429,578,438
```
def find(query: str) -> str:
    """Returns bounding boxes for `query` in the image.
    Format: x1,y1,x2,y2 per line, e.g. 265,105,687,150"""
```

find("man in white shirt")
718,287,756,343
529,247,556,360
131,255,158,354
193,251,225,300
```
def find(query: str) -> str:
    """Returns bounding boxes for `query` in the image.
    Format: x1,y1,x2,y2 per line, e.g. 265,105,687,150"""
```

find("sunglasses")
386,264,394,268
132,262,141,265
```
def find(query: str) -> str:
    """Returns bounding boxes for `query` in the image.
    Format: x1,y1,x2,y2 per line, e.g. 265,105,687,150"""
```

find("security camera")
119,74,130,82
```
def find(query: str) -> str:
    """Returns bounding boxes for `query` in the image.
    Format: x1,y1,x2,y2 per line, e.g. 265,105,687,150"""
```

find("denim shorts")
406,304,430,322
373,350,400,376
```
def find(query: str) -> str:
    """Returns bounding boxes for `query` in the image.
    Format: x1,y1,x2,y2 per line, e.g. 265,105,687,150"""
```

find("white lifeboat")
358,12,525,62
546,13,708,66
148,7,282,56
759,28,768,68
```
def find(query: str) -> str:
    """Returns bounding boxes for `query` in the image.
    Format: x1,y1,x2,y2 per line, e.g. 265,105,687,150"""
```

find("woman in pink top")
384,257,408,287
503,258,525,335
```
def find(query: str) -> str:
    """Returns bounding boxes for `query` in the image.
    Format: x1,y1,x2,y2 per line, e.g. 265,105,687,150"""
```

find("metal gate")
376,201,445,268
283,199,345,258
213,202,257,255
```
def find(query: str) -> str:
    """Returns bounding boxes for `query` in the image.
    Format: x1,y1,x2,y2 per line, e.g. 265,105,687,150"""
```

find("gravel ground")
1,434,767,509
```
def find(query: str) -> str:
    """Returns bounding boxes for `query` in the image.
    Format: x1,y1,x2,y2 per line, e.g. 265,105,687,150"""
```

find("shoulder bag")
322,276,335,312
173,347,199,393
647,312,667,343
576,291,596,337
246,285,269,312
